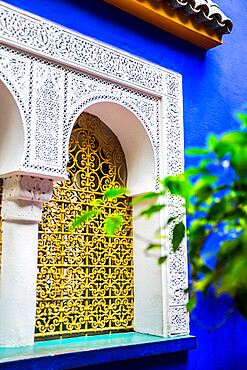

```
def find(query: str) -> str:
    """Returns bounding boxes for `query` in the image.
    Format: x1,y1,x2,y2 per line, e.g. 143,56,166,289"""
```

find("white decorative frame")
0,1,188,337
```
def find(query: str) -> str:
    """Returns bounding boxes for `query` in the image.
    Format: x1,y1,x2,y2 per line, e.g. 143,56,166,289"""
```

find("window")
35,113,133,340
0,3,189,347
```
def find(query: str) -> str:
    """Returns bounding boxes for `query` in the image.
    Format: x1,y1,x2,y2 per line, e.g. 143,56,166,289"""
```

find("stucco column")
0,175,53,347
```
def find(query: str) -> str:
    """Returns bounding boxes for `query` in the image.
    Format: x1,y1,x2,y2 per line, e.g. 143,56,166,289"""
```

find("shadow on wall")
71,351,189,370
67,0,207,58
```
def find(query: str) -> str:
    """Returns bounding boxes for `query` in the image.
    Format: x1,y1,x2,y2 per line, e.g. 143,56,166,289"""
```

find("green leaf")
186,293,196,312
132,191,159,205
194,275,212,292
167,216,178,224
158,256,168,265
172,221,185,252
236,112,247,128
155,234,166,239
192,175,218,204
217,238,241,260
230,146,247,176
90,198,104,207
200,159,211,168
185,149,209,155
184,167,208,178
189,223,206,258
140,204,165,219
105,215,123,236
196,175,218,188
194,185,212,204
184,286,192,294
71,210,98,230
207,196,233,221
193,257,212,277
147,244,161,251
161,174,193,203
208,135,218,152
104,187,128,198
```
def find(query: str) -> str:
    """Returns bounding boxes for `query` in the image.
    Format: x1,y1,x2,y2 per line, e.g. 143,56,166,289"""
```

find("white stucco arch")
66,100,157,195
65,102,165,337
0,80,25,175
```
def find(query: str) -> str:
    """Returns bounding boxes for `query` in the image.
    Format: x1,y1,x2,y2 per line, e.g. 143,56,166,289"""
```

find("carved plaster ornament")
1,175,53,223
0,2,188,335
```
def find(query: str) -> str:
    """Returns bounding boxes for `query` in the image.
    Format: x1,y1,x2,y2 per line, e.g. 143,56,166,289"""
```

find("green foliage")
185,149,209,155
135,111,247,319
172,222,185,252
105,214,123,237
139,204,165,219
70,187,126,236
158,256,168,265
70,210,98,230
70,111,247,320
186,292,196,312
104,187,128,198
147,244,162,251
131,191,159,205
236,112,247,128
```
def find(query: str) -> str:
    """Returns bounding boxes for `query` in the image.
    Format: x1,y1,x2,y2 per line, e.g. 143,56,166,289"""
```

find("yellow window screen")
35,113,133,339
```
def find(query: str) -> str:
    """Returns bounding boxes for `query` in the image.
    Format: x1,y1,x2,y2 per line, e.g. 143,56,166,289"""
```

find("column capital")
1,174,53,223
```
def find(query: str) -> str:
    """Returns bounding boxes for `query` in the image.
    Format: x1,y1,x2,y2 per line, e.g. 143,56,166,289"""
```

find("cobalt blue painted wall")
2,0,247,368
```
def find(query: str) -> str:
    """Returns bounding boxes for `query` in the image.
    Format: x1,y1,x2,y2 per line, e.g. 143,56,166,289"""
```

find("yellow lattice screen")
35,113,133,339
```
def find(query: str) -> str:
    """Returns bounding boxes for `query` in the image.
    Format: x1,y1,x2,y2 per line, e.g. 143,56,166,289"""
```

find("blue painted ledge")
0,333,196,369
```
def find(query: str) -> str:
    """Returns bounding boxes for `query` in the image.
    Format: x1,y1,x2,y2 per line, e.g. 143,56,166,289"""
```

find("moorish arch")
0,80,25,333
66,100,157,195
78,104,163,336
36,112,133,339
85,102,157,195
35,108,163,340
0,80,25,175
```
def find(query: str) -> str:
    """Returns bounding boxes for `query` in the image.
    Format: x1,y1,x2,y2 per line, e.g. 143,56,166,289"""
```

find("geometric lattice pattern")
35,113,133,339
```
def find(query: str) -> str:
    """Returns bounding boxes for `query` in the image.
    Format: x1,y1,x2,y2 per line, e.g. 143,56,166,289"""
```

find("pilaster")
0,175,53,347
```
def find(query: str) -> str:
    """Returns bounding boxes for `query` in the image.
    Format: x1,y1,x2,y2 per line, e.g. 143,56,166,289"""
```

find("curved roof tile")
163,0,232,34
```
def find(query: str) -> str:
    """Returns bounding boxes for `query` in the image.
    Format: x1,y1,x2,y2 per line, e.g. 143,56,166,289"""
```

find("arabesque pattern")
0,2,189,336
35,113,133,339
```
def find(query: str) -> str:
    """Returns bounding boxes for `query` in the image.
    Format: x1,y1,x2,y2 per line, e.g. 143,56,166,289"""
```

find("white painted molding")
0,1,167,96
0,1,188,337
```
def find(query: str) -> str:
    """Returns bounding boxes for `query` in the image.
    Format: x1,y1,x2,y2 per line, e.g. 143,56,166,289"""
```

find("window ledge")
0,333,196,369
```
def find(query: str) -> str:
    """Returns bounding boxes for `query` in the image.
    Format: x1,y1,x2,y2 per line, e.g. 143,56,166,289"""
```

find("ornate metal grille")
35,113,133,339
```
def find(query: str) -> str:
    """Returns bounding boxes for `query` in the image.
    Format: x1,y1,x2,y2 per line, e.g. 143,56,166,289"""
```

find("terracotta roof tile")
159,0,232,34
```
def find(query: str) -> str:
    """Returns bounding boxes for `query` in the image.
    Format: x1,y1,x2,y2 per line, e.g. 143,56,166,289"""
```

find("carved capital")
1,175,53,223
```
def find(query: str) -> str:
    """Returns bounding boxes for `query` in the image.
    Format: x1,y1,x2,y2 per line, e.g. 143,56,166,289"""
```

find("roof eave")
105,0,232,49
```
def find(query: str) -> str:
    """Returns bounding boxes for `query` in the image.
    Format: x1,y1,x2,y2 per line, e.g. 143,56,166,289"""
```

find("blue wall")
3,0,247,368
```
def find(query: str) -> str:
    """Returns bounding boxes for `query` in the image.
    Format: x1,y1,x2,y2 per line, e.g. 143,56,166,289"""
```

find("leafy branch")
70,187,127,236
71,110,247,320
134,110,247,318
